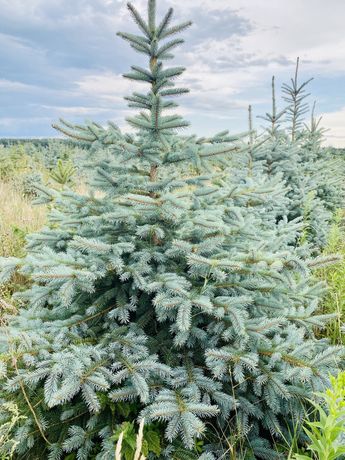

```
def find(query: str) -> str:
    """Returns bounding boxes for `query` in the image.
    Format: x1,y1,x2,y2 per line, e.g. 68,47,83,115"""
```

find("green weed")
292,372,345,460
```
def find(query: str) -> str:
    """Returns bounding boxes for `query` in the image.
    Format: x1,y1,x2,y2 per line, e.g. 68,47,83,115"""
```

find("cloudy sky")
1,0,345,145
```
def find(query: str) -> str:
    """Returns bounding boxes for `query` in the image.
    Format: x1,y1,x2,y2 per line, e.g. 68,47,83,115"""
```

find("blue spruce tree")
252,61,345,249
298,101,345,241
0,2,343,459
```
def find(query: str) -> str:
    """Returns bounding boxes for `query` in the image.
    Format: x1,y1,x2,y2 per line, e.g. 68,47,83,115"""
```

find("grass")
0,402,27,460
115,419,146,460
0,180,46,257
316,211,345,345
0,179,47,306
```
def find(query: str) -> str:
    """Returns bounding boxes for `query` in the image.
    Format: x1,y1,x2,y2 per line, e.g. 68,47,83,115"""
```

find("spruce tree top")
54,0,244,173
118,0,191,163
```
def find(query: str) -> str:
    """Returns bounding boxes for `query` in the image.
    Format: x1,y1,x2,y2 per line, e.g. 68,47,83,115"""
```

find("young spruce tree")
254,61,344,249
0,2,343,459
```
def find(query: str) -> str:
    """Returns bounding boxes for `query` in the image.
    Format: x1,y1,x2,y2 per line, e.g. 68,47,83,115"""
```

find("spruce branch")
127,2,151,38
13,359,52,446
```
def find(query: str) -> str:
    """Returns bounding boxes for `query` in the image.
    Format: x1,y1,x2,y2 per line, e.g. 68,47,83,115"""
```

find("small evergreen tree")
281,60,332,247
249,64,344,249
299,102,345,231
0,2,343,459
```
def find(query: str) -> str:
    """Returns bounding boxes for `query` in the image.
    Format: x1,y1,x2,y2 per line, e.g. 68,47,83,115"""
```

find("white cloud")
0,79,34,91
40,105,112,116
0,116,52,128
75,72,136,103
322,107,345,148
170,0,345,74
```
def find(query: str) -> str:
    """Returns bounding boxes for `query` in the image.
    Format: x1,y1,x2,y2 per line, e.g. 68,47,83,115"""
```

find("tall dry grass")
115,419,146,460
0,179,47,306
0,180,46,258
316,212,345,345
